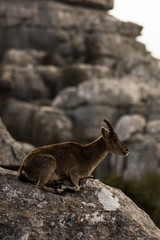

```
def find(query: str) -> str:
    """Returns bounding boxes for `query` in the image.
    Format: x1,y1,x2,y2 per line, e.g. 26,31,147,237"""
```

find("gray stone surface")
53,78,149,109
0,118,34,167
68,105,118,142
57,0,114,10
0,65,50,100
115,115,146,141
2,49,46,66
110,116,160,178
0,0,160,180
1,167,160,240
76,79,148,107
0,99,73,146
0,0,144,64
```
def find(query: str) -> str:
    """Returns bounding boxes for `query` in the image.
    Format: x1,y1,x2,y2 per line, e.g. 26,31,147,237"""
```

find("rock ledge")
0,167,160,240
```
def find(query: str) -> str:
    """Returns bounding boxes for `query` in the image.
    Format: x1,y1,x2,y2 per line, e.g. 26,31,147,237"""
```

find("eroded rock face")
110,115,160,178
0,65,50,100
2,49,46,66
0,0,143,64
115,115,146,141
0,118,34,168
0,167,160,240
0,99,73,147
58,0,114,10
0,0,160,180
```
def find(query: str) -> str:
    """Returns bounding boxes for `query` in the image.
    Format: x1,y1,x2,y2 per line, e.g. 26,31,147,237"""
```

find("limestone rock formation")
0,0,160,179
115,115,146,141
0,118,34,168
110,115,160,178
0,65,50,100
58,0,114,10
0,99,73,146
2,49,46,66
0,0,144,65
1,167,160,240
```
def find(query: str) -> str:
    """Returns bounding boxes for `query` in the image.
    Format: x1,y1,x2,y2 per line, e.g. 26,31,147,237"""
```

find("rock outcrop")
0,118,34,168
0,99,73,146
1,167,160,240
0,0,160,179
110,115,160,179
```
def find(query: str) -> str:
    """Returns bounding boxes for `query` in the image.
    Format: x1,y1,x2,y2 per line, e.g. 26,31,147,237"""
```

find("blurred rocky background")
1,0,160,227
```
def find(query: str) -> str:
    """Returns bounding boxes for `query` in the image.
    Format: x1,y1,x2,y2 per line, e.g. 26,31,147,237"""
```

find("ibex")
18,119,129,193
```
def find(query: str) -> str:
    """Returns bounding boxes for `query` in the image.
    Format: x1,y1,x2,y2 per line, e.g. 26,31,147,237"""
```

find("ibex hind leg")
36,170,57,193
36,155,57,193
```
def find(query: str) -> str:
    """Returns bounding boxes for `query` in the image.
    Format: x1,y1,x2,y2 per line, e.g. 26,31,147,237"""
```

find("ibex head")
101,119,129,157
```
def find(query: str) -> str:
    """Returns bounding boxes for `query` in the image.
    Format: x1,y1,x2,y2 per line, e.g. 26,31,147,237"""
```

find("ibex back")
18,119,129,193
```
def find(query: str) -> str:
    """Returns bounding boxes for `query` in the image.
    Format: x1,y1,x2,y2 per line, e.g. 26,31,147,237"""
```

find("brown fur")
18,120,129,193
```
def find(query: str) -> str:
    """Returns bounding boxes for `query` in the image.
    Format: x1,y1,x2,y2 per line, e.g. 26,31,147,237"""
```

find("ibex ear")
101,127,107,138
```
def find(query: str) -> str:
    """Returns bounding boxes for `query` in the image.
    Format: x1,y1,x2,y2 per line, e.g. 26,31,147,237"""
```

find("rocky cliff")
0,0,160,179
1,167,160,240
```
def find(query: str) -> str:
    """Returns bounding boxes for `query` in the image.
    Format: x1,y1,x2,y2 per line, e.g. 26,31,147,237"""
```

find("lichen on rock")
0,167,160,240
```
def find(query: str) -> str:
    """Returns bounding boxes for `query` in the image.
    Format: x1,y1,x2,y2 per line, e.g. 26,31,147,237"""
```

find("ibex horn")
103,119,115,133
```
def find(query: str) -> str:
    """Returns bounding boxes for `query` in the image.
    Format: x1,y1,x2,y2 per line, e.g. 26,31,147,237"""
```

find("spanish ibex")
18,119,129,193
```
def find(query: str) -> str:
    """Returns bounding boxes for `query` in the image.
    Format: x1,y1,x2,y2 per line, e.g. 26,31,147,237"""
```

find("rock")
0,99,73,146
0,118,34,168
117,21,143,37
146,120,160,142
115,115,146,141
0,0,145,64
147,120,160,135
52,87,86,110
85,33,146,64
60,64,111,89
37,65,63,97
122,137,160,179
41,51,67,66
52,77,149,112
58,0,114,10
52,78,149,143
77,79,148,107
110,119,160,178
0,167,160,240
68,105,119,142
0,65,50,100
129,98,160,121
53,78,148,109
37,63,111,100
0,0,160,183
2,49,46,66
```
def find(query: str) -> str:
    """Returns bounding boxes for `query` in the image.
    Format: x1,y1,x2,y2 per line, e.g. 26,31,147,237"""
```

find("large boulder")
110,115,160,178
76,79,149,107
0,65,50,100
0,0,144,64
52,78,149,142
2,49,46,66
115,114,146,141
53,78,149,110
0,99,73,146
0,167,160,240
146,119,160,141
37,64,111,98
68,105,118,142
0,118,34,168
58,0,114,10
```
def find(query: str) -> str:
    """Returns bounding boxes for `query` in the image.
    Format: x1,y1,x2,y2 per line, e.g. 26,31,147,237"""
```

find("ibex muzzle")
18,119,129,193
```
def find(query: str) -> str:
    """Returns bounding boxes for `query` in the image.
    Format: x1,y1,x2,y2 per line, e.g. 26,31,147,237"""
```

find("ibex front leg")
67,169,81,192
